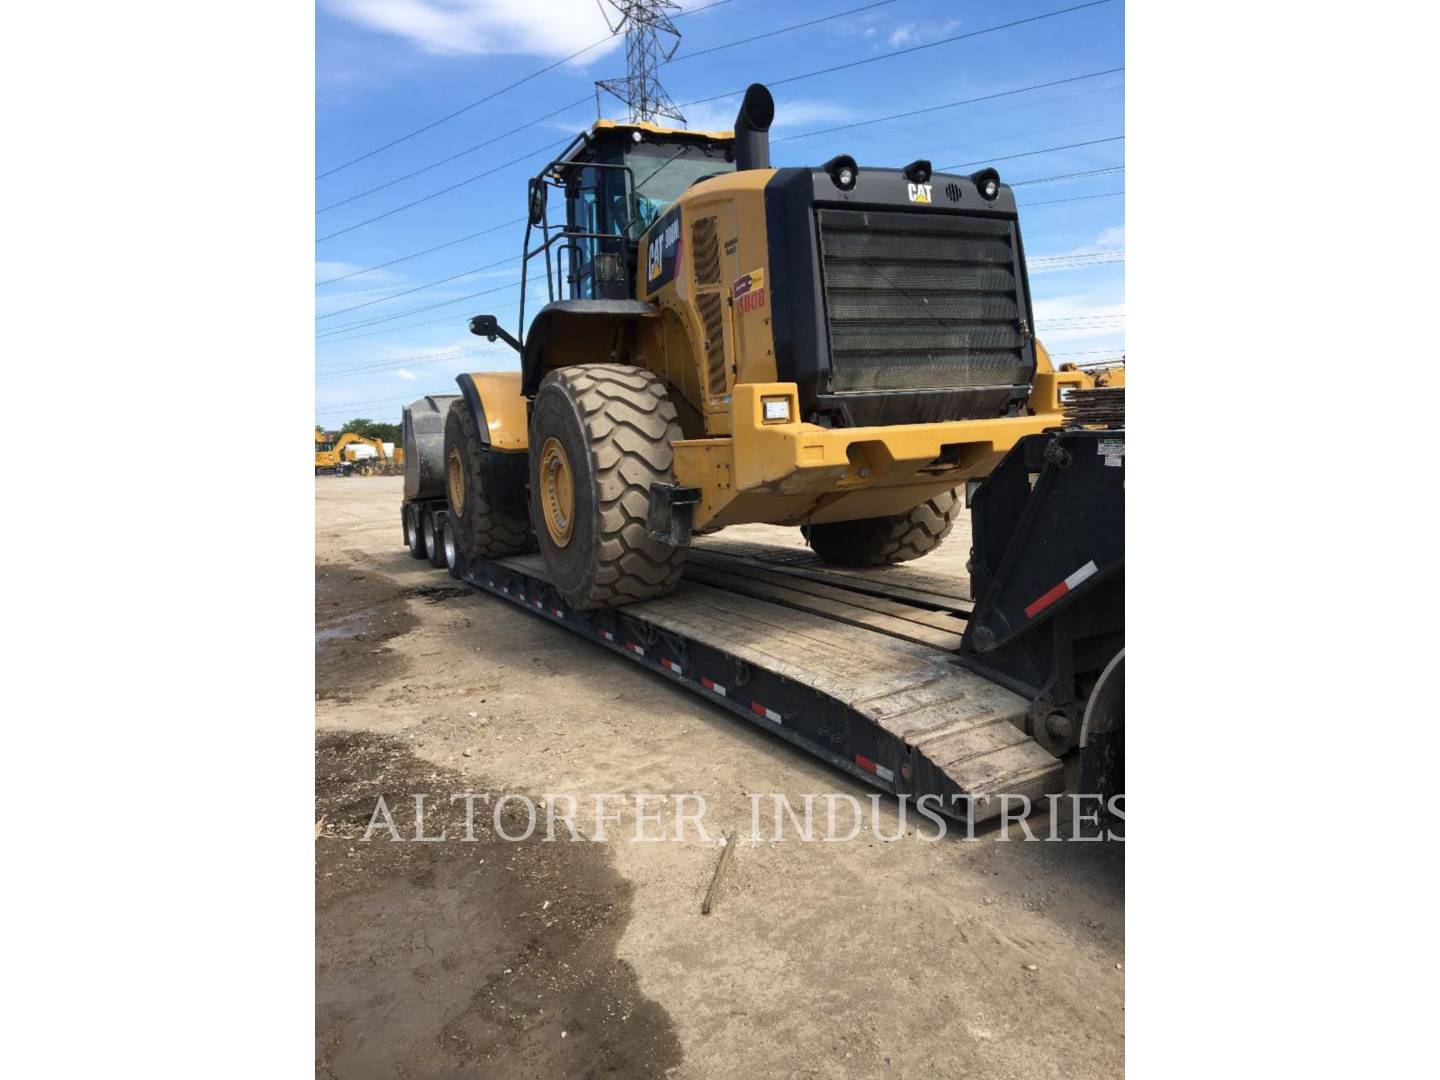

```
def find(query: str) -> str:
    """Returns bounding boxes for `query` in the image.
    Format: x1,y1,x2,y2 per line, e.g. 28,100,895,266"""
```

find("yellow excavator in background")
315,431,395,476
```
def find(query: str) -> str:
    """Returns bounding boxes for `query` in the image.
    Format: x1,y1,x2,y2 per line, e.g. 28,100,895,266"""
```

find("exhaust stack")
733,83,774,171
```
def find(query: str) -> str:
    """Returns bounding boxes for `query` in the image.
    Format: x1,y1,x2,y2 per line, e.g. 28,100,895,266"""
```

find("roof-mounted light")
823,154,859,192
903,159,932,185
970,167,1001,200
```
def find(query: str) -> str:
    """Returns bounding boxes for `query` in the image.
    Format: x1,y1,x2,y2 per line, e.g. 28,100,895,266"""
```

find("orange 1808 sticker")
733,268,766,314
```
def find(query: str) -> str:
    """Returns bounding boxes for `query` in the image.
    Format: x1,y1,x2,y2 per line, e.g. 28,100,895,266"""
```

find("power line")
1030,250,1124,265
317,98,590,215
316,347,490,380
679,0,1115,107
316,311,504,346
944,134,1124,170
1022,189,1124,207
316,275,549,339
317,255,521,321
667,0,899,65
771,67,1123,144
315,0,741,181
315,216,527,287
316,393,432,413
1012,165,1124,186
316,140,569,244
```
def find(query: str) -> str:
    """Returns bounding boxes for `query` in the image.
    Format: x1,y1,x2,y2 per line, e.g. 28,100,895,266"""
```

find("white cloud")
321,0,624,59
393,368,419,380
887,19,962,49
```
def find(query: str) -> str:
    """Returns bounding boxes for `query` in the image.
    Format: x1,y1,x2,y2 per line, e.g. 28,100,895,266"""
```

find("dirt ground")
316,476,1123,1080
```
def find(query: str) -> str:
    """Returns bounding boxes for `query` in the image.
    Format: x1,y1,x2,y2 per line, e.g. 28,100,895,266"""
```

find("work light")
823,154,859,192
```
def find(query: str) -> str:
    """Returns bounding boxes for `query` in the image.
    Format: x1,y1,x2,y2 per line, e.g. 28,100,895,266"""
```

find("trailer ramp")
457,539,1063,823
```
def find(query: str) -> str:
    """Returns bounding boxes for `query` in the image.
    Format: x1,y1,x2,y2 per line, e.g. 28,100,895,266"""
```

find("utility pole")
593,0,685,125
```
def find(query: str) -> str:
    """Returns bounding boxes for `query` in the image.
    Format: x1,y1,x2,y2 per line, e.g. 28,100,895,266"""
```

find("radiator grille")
695,290,727,396
692,215,721,285
815,208,1032,395
692,214,727,396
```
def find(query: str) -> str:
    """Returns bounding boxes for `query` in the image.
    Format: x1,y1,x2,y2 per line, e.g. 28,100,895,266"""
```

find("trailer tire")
442,515,461,578
423,511,448,569
802,490,961,567
404,505,427,559
444,400,535,560
529,364,684,609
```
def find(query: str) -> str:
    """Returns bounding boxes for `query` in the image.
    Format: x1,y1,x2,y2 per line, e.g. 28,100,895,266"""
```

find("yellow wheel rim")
539,437,575,548
447,447,465,514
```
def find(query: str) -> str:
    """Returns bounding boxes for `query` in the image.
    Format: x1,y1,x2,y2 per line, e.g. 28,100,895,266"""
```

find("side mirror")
468,314,522,354
527,178,546,226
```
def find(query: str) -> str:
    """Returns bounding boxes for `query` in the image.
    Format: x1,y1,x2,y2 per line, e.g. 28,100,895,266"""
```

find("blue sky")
315,0,1124,427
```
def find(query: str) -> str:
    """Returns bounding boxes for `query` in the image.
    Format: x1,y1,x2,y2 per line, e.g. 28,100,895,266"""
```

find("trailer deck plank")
682,562,965,651
692,538,974,611
686,550,970,636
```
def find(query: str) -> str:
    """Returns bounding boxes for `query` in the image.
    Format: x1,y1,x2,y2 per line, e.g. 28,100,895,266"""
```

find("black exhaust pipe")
733,83,774,171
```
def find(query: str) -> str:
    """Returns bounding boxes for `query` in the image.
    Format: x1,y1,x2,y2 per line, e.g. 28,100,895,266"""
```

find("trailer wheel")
423,511,447,569
442,515,461,578
529,364,684,609
802,490,961,567
444,401,535,559
404,505,427,559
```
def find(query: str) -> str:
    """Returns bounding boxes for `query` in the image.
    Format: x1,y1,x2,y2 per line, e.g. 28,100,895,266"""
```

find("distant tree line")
315,419,402,443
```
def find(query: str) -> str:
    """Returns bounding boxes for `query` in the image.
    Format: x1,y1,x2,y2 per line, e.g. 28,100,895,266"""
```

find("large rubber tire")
529,364,684,609
802,490,962,567
444,401,535,559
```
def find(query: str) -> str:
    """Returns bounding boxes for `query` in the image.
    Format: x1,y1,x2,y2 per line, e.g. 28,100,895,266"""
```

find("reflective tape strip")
598,629,615,642
1023,559,1099,619
660,657,682,675
700,677,727,697
551,608,564,619
750,702,782,725
626,642,645,657
855,754,895,783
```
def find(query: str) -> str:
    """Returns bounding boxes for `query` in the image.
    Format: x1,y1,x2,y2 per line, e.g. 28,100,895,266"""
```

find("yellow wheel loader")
400,84,1125,823
418,83,1119,613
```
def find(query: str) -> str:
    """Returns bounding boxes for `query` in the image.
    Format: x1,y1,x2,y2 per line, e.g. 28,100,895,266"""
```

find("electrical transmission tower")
594,0,686,125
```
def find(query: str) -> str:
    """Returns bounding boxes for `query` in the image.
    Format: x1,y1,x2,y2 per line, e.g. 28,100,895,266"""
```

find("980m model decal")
645,206,683,290
732,268,766,314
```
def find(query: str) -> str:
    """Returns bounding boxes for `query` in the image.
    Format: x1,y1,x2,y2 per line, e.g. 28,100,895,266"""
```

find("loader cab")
558,121,735,301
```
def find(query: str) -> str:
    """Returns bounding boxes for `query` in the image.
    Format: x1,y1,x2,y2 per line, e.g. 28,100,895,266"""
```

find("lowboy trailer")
404,417,1124,825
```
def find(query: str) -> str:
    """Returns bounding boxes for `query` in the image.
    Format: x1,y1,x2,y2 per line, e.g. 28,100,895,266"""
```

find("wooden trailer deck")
461,534,1064,822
